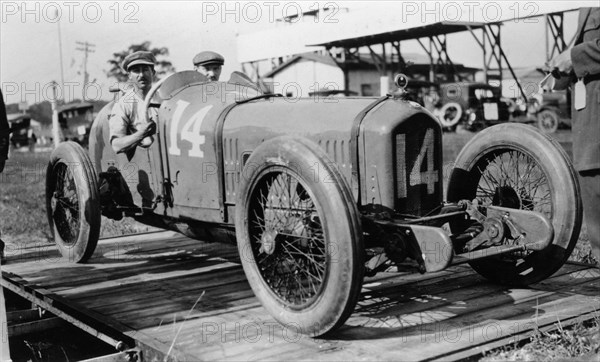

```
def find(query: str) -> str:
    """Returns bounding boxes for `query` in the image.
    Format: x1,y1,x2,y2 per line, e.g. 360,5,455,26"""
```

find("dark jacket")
0,90,9,170
571,7,600,172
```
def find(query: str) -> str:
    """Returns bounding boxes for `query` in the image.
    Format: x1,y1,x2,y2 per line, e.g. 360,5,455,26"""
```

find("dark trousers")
579,170,600,263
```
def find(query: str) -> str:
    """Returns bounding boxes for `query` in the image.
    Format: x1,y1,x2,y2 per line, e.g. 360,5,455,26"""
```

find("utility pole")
56,9,65,94
50,81,61,147
76,41,96,91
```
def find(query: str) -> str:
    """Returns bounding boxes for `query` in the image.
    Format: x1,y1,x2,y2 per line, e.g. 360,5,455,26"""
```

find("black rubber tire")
537,109,559,133
235,136,364,337
46,141,101,262
447,123,582,286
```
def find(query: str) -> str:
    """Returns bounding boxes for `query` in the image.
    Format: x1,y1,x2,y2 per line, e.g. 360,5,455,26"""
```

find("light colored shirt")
109,88,157,142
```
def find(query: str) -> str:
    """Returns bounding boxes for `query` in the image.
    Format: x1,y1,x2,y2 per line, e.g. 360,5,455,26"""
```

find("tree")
27,101,52,125
106,41,175,82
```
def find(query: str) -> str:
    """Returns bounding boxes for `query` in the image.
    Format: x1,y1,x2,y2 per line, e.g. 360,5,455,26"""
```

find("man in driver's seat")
109,51,158,153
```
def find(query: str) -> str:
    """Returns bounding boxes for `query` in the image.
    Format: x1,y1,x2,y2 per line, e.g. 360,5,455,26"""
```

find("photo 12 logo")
399,1,540,23
2,81,104,105
1,2,140,24
200,1,340,24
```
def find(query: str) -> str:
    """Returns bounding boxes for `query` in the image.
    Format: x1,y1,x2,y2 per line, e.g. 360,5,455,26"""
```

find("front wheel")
46,142,101,262
447,124,582,285
235,137,364,337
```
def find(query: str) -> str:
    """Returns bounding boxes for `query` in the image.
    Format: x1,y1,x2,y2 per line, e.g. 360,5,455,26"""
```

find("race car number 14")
168,100,213,158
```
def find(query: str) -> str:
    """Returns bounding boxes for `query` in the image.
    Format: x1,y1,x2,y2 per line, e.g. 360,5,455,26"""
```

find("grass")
481,314,600,361
1,141,598,361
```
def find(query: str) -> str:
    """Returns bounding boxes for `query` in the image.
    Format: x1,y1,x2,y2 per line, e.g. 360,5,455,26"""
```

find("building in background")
237,3,581,101
262,51,480,97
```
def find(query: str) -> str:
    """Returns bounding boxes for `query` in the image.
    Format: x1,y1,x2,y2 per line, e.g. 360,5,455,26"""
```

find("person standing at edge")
0,90,9,263
0,88,9,362
549,7,600,263
109,50,158,154
193,51,224,81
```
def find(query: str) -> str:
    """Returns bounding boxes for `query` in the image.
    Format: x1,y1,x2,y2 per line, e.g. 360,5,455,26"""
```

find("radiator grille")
394,120,442,216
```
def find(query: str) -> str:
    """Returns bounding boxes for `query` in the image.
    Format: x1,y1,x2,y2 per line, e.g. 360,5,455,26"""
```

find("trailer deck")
2,231,599,361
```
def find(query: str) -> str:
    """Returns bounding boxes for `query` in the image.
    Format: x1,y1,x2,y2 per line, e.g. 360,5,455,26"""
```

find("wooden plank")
0,273,196,362
78,351,128,362
8,317,65,337
5,239,240,295
2,230,598,362
5,308,40,324
165,265,600,360
70,268,247,309
0,273,11,362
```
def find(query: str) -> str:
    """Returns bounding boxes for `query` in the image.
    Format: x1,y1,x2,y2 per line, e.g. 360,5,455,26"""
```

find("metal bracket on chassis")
405,224,454,272
452,205,554,265
368,219,454,273
363,203,554,274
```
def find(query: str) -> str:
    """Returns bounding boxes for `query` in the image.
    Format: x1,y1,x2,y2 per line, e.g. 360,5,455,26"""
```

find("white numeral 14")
168,100,213,158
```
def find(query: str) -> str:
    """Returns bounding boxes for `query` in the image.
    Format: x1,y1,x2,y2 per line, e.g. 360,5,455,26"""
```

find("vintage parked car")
46,71,582,337
528,90,571,133
57,102,95,145
401,80,511,132
7,113,36,148
436,82,511,130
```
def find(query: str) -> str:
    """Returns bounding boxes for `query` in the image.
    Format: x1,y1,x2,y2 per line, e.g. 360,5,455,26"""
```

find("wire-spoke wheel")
475,150,552,217
249,168,327,308
447,124,582,285
236,137,363,337
46,142,100,262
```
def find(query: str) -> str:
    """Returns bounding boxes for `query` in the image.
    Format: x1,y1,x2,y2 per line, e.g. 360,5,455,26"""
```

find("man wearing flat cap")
109,50,158,153
193,51,224,81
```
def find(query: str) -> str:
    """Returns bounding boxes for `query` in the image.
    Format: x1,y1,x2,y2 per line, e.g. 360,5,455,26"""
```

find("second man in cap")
193,51,224,81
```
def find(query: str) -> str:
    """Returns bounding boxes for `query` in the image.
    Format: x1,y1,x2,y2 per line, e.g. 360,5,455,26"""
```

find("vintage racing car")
45,71,582,337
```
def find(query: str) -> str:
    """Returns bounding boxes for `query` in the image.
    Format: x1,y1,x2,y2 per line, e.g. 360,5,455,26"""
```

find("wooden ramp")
1,231,599,361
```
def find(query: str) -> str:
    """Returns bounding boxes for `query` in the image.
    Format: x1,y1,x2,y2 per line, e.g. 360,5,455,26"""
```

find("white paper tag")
574,79,586,110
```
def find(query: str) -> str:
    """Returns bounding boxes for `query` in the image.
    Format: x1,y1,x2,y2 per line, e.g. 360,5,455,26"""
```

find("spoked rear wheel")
46,142,101,262
447,124,582,285
236,137,364,336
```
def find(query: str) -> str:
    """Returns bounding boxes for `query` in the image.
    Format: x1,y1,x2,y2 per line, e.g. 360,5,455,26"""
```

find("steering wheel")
138,75,175,148
141,71,210,148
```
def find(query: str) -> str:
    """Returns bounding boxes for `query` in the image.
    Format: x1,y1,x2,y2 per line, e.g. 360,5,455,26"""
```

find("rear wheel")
447,124,582,285
46,142,101,262
235,137,364,336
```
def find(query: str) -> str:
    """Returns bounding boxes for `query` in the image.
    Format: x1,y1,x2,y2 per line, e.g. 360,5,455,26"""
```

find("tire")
439,102,463,128
46,141,101,262
447,123,582,286
235,136,364,337
537,109,559,133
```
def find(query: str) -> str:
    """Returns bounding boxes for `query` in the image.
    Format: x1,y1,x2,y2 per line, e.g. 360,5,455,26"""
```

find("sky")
0,1,595,105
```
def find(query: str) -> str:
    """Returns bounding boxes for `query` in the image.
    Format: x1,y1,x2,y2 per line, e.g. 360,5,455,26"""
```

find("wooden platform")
2,231,599,361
